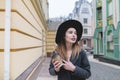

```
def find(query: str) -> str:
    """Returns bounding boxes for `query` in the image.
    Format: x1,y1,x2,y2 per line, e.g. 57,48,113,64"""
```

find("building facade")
47,18,64,57
46,0,93,57
0,0,48,79
79,1,93,49
72,0,94,50
93,0,120,65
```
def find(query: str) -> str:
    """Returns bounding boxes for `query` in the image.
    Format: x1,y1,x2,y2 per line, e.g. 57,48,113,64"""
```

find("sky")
48,0,92,18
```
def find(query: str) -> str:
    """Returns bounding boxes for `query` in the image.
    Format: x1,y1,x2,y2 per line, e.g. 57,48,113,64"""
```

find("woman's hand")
53,60,63,72
62,60,76,72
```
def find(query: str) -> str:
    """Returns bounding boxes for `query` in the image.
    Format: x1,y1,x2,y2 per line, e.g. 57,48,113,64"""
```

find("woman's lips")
71,38,76,41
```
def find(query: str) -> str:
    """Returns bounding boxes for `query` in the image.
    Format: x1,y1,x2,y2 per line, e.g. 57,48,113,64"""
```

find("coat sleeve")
71,50,91,79
49,51,58,76
49,60,57,76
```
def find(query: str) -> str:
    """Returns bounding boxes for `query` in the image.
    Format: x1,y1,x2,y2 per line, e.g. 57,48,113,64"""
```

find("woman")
49,20,91,80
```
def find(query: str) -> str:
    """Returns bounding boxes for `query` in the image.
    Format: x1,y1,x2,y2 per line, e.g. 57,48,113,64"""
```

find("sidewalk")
36,54,120,80
36,58,57,80
87,54,120,69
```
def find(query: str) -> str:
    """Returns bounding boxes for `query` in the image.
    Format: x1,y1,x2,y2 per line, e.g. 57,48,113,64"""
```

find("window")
83,18,88,24
107,0,113,25
107,31,114,50
83,40,86,44
97,9,102,20
84,29,88,34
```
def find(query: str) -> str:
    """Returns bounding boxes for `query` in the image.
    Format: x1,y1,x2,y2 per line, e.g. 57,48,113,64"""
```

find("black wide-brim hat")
55,19,83,44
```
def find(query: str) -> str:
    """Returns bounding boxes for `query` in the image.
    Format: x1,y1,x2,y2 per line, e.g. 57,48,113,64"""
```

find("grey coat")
49,50,91,80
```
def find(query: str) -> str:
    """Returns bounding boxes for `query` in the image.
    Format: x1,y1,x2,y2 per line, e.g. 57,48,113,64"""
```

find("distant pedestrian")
49,20,91,80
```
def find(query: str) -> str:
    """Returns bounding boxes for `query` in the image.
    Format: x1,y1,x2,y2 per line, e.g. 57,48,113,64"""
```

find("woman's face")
65,28,77,44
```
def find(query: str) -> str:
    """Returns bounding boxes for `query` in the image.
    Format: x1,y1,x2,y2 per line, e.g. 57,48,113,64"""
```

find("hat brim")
55,19,83,44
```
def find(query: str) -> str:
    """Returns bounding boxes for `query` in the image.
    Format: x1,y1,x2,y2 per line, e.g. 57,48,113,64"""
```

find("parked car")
84,47,94,54
89,48,94,54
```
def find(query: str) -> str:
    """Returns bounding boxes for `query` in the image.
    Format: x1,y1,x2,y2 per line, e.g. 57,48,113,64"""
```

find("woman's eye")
69,31,72,34
74,32,77,34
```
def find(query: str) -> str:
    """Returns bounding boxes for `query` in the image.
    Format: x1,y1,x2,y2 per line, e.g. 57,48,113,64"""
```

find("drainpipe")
4,0,11,80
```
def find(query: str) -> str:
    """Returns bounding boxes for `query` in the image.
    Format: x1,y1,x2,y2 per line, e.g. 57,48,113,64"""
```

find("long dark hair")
55,41,81,60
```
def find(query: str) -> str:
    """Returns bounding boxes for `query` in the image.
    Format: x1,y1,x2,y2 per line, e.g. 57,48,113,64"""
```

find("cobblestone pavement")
36,54,120,80
88,55,120,80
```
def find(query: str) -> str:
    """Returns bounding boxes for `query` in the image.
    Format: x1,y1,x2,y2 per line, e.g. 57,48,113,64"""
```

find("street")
88,55,120,80
36,54,120,80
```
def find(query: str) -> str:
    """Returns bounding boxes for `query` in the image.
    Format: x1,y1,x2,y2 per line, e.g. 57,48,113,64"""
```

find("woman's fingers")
62,60,75,71
53,60,63,72
54,62,61,68
62,59,67,63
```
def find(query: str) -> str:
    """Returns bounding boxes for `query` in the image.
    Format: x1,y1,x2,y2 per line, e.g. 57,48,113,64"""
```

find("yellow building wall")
46,30,56,57
0,0,48,79
0,0,5,79
0,53,4,80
